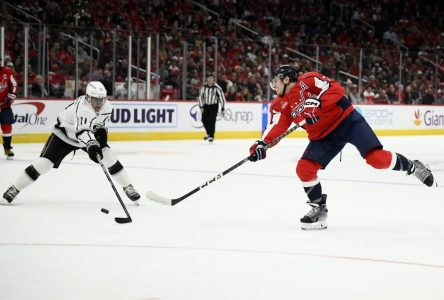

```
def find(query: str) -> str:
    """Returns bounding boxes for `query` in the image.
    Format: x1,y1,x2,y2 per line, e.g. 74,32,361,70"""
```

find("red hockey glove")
303,98,321,124
249,140,268,162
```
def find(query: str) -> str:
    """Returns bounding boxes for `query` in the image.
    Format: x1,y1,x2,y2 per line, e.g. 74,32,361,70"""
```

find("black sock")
393,153,412,171
304,182,322,202
3,136,12,150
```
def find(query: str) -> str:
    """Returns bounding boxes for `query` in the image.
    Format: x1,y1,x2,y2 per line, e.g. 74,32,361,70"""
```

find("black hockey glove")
86,140,103,163
249,140,268,162
94,127,108,147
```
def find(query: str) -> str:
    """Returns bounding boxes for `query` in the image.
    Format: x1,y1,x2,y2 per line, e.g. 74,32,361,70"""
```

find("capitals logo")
414,110,421,126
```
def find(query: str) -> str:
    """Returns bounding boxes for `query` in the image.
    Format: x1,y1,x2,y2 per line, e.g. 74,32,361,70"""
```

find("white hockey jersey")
53,95,112,147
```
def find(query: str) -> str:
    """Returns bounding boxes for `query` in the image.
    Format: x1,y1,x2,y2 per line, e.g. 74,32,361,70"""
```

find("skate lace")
125,186,139,196
306,205,321,218
413,162,431,183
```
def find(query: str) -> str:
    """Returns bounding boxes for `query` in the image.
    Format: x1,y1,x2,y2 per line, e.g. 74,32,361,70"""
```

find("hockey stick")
146,121,306,206
97,155,132,224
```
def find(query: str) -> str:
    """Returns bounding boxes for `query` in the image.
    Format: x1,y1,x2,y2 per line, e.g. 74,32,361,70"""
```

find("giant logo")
415,109,444,127
414,110,421,126
424,110,444,126
12,101,48,129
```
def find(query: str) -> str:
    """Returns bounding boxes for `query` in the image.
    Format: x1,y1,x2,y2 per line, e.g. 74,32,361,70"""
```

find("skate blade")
6,156,14,160
0,199,12,205
301,220,327,230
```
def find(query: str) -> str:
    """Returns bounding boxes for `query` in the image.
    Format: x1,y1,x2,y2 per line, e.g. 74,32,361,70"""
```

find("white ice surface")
1,136,443,300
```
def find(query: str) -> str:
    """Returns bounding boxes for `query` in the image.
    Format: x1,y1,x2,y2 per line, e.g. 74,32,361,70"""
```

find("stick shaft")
97,156,132,220
170,121,305,205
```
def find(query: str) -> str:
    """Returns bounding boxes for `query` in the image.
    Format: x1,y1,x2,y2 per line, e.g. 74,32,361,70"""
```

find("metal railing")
1,18,442,104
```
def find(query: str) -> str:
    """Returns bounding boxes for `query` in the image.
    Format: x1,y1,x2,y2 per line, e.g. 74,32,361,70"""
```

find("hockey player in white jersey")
1,81,141,205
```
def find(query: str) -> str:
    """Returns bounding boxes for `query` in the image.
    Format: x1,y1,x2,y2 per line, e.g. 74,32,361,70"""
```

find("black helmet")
272,65,297,82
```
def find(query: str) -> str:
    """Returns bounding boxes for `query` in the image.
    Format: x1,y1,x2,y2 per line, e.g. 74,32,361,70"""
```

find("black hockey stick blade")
115,217,132,224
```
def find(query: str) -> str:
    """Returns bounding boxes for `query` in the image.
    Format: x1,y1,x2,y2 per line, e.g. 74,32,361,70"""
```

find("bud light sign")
109,103,178,128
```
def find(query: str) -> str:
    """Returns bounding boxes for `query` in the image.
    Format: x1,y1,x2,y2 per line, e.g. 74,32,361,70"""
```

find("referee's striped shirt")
198,83,226,109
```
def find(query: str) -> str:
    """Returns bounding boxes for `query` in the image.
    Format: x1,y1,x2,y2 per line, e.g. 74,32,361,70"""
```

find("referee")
198,73,226,143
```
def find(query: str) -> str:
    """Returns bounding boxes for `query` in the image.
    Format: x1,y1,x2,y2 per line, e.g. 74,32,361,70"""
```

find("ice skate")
4,148,14,160
300,194,328,230
208,137,214,143
203,135,210,141
1,185,19,205
124,184,140,205
407,160,434,187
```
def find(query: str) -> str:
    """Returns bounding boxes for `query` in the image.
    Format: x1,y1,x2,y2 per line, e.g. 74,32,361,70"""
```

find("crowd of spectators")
2,0,444,104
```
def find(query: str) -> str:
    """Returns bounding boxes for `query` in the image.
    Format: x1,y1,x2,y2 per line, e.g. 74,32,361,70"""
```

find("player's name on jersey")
110,107,176,124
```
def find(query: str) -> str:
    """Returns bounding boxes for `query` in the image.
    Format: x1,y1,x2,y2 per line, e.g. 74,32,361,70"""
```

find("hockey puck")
101,208,109,214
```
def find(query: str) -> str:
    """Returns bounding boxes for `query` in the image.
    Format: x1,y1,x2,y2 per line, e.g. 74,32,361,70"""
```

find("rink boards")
9,99,444,143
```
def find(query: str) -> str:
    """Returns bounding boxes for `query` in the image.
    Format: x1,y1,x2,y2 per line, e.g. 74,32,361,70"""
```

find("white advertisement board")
10,100,444,139
355,105,444,130
11,100,263,134
11,100,68,134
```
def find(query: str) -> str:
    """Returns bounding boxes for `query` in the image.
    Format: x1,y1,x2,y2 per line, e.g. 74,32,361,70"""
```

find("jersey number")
78,117,88,125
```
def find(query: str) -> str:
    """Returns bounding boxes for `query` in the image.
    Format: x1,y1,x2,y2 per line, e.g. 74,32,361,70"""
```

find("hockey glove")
1,93,16,106
86,140,103,163
94,127,108,147
303,98,321,124
249,140,268,162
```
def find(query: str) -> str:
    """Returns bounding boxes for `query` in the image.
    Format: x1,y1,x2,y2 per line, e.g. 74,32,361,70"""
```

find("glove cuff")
306,116,320,125
256,140,268,146
86,140,100,150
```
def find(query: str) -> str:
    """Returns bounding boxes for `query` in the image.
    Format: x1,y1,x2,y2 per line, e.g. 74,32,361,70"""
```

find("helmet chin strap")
280,83,288,97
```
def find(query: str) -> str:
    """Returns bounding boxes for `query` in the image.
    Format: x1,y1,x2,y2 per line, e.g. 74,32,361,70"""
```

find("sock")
101,147,131,188
303,180,322,202
393,153,412,171
13,158,53,191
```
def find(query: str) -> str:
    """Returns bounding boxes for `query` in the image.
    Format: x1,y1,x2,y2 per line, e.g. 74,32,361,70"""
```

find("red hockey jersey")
262,71,354,143
0,66,17,109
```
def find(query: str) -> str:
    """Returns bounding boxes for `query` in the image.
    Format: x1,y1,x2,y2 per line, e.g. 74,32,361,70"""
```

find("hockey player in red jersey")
248,65,434,230
0,57,18,159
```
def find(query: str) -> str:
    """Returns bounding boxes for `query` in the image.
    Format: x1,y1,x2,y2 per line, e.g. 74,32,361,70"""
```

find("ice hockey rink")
0,135,443,300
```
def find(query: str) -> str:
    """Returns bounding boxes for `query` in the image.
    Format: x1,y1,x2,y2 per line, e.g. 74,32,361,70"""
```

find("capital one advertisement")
11,99,263,135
